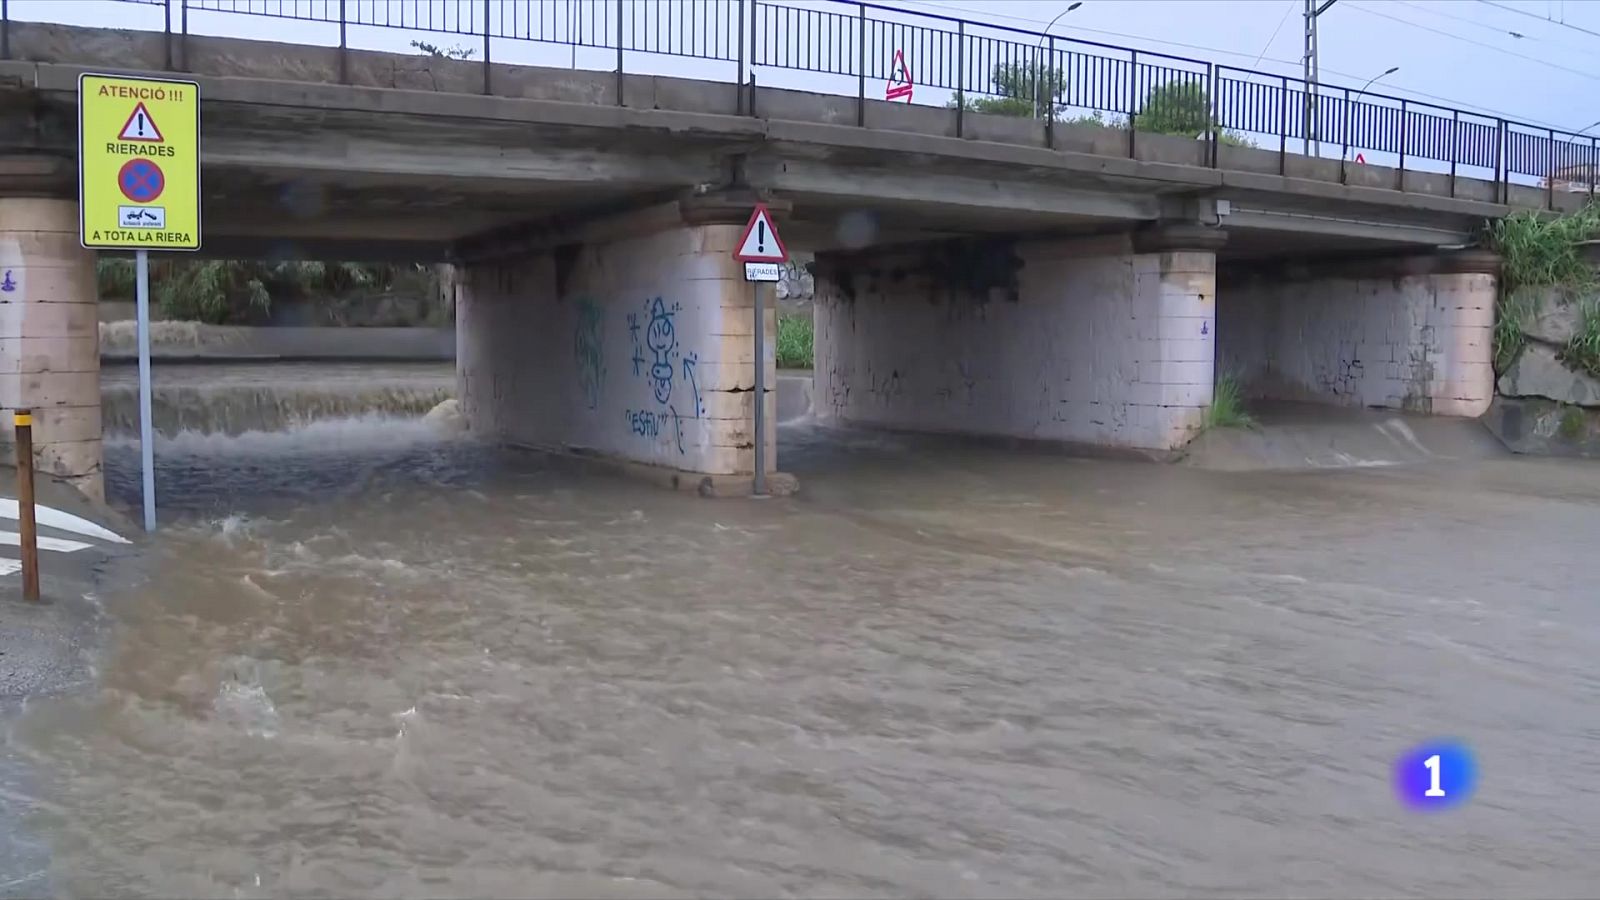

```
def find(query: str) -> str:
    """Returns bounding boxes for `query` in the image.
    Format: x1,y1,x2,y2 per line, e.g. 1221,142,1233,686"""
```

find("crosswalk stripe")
0,499,129,545
0,531,93,554
0,560,20,577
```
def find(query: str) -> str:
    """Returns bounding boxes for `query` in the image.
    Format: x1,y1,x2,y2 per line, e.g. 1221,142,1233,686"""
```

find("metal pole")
1339,86,1349,183
955,21,964,138
1397,99,1408,190
1494,119,1505,204
1546,128,1555,210
1302,0,1312,154
737,0,746,115
1206,63,1217,167
1449,109,1459,198
1279,74,1288,175
752,281,767,496
482,0,491,94
135,250,156,532
856,4,866,127
1045,35,1055,148
2,0,10,61
1127,49,1137,158
14,409,38,603
164,0,172,70
180,0,188,72
338,0,348,84
1591,137,1596,201
615,0,624,106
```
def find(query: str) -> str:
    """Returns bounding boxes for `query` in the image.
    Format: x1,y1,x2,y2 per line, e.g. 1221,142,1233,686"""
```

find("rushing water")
7,409,1600,897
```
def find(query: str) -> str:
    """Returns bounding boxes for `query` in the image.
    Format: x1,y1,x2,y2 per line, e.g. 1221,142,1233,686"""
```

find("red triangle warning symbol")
117,103,164,142
885,49,913,102
1354,152,1367,164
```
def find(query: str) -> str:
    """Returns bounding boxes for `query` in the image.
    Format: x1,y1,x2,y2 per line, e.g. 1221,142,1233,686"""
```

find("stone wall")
457,208,775,477
1218,257,1495,417
813,233,1216,451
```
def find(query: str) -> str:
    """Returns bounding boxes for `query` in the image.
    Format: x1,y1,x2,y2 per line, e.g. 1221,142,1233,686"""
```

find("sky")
15,0,1597,154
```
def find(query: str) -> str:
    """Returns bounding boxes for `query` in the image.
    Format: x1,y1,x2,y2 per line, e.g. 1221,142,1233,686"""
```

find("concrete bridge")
0,2,1580,497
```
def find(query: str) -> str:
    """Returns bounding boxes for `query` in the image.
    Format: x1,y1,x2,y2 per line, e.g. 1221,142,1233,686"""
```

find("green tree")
951,61,1065,120
1133,81,1211,137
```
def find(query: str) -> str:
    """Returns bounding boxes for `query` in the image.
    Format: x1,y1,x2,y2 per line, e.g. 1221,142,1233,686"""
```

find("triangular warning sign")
1354,152,1367,164
118,102,164,142
733,204,788,263
885,49,913,102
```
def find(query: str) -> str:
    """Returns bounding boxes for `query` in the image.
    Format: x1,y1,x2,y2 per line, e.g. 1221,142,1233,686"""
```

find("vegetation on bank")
1204,372,1255,430
96,259,444,325
776,313,814,370
1485,204,1600,374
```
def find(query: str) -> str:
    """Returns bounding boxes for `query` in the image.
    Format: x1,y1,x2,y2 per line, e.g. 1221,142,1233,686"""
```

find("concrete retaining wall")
457,212,775,476
1218,264,1495,417
813,234,1215,451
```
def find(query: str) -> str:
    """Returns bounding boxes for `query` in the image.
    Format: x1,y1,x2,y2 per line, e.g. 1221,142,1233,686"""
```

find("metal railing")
4,0,1592,209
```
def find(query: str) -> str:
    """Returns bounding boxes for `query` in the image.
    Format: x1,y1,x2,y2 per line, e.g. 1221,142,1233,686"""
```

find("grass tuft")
1486,206,1600,374
1558,296,1600,379
776,313,814,370
1204,372,1255,430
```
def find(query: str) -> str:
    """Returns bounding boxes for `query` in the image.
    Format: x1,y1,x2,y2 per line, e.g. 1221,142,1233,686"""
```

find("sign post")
79,73,202,531
732,204,788,497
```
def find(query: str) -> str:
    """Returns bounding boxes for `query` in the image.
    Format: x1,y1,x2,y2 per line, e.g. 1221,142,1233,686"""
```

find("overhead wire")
1476,0,1600,41
1342,1,1600,85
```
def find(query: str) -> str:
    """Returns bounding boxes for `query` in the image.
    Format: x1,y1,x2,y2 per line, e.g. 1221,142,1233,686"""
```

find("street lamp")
1032,2,1083,119
1346,66,1397,160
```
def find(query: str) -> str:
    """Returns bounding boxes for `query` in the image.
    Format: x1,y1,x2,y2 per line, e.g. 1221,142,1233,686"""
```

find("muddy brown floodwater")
7,416,1600,897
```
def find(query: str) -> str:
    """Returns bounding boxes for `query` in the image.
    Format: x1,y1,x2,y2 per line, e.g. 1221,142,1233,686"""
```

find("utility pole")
1304,0,1336,156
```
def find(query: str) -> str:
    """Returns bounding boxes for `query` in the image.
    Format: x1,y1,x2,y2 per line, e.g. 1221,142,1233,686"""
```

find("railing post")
1206,63,1217,168
1339,87,1349,184
1397,99,1407,191
1278,75,1288,176
180,0,188,72
1449,109,1459,199
1591,136,1597,202
163,0,172,70
737,0,746,115
955,21,964,138
1494,119,1505,204
1546,128,1556,211
1045,36,1055,150
2,0,10,62
856,4,866,127
338,0,348,84
747,0,758,117
1126,50,1137,159
615,0,624,106
482,0,492,95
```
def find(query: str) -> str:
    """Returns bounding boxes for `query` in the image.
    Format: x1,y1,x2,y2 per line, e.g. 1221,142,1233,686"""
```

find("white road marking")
0,559,20,577
0,498,129,544
0,531,93,554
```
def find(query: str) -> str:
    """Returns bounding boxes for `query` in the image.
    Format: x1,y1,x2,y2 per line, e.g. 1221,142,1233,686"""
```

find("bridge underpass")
0,18,1535,496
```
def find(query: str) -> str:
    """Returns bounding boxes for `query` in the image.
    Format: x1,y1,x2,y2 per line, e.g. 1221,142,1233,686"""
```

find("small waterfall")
100,367,453,438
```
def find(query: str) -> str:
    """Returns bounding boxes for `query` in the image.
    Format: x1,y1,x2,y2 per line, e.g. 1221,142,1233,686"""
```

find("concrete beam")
750,157,1162,223
1221,207,1474,248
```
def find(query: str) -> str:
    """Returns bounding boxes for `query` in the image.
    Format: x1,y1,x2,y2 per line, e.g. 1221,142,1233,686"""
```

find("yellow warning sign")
78,73,200,251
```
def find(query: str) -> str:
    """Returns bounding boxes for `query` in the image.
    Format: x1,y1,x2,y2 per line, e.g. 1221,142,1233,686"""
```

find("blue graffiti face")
645,297,677,404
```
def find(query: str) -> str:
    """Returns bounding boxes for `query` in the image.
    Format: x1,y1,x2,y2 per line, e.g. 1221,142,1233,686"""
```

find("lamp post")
1346,65,1397,160
1032,2,1083,120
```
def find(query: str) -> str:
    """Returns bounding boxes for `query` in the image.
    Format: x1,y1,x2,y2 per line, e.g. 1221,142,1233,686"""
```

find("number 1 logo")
1395,741,1476,810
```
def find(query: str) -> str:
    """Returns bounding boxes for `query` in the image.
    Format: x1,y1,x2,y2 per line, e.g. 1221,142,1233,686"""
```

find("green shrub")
1558,405,1587,441
775,313,814,369
1559,297,1600,379
95,258,439,325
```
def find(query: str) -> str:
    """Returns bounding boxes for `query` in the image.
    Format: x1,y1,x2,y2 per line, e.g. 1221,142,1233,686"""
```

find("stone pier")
0,192,102,499
456,196,782,494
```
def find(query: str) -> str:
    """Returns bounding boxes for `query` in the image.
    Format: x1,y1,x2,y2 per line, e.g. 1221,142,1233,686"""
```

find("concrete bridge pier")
456,195,782,494
811,222,1227,453
0,163,103,499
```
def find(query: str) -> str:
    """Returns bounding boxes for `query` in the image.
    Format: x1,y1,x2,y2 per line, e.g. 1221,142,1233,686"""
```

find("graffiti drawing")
573,296,605,410
681,352,704,417
627,312,644,376
644,297,678,403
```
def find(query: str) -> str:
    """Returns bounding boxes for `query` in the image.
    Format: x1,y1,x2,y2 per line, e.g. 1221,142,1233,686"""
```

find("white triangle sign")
118,102,164,142
733,204,787,263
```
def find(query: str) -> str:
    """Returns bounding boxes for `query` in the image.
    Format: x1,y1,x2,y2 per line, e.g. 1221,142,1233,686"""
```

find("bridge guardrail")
4,0,1593,210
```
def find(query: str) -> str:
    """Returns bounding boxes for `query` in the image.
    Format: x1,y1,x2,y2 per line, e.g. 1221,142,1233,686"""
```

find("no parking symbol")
118,158,165,203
